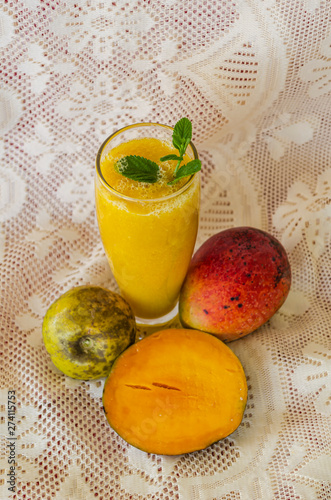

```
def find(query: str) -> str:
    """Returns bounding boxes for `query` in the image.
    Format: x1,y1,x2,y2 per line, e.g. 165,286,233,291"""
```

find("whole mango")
179,227,291,341
42,285,136,379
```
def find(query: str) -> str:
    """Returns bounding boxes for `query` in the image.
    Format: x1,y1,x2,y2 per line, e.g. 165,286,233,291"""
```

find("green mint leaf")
175,159,202,178
114,117,200,186
115,155,160,183
167,159,201,185
160,154,183,162
172,117,192,155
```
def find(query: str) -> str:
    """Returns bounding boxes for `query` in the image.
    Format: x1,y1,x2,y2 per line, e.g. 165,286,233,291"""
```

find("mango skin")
179,227,291,341
42,285,136,379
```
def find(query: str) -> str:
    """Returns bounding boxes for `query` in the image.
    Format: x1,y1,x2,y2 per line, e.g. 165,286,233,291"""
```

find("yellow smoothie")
95,129,200,320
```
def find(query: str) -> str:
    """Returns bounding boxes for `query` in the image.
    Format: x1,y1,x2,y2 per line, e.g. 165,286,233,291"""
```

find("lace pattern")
1,1,330,498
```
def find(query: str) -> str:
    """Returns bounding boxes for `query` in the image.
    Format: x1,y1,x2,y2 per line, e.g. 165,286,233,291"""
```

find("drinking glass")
95,123,200,325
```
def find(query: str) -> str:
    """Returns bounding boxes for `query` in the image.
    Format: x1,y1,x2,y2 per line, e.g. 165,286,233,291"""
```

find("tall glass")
95,123,200,325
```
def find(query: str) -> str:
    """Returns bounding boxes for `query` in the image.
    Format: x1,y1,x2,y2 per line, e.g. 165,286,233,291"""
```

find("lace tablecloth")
1,1,330,499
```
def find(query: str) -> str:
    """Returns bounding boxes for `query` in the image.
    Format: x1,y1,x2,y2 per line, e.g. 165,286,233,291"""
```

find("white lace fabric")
1,1,330,499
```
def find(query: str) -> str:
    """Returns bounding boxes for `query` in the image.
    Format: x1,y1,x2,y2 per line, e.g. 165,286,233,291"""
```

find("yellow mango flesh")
103,328,247,455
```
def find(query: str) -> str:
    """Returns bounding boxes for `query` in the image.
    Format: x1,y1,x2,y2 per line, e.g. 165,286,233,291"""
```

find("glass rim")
95,122,199,203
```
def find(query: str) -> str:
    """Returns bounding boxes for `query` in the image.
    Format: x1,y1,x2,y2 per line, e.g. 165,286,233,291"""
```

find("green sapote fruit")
42,285,136,379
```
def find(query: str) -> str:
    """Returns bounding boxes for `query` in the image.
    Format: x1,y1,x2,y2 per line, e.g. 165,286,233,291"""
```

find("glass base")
135,303,179,326
135,304,182,339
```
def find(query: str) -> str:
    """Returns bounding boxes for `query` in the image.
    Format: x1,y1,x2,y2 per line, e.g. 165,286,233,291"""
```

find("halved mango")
103,328,247,455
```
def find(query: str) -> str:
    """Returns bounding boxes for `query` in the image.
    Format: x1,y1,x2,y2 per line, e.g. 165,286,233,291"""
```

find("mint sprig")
167,159,202,185
172,117,192,158
114,117,201,185
115,155,159,183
